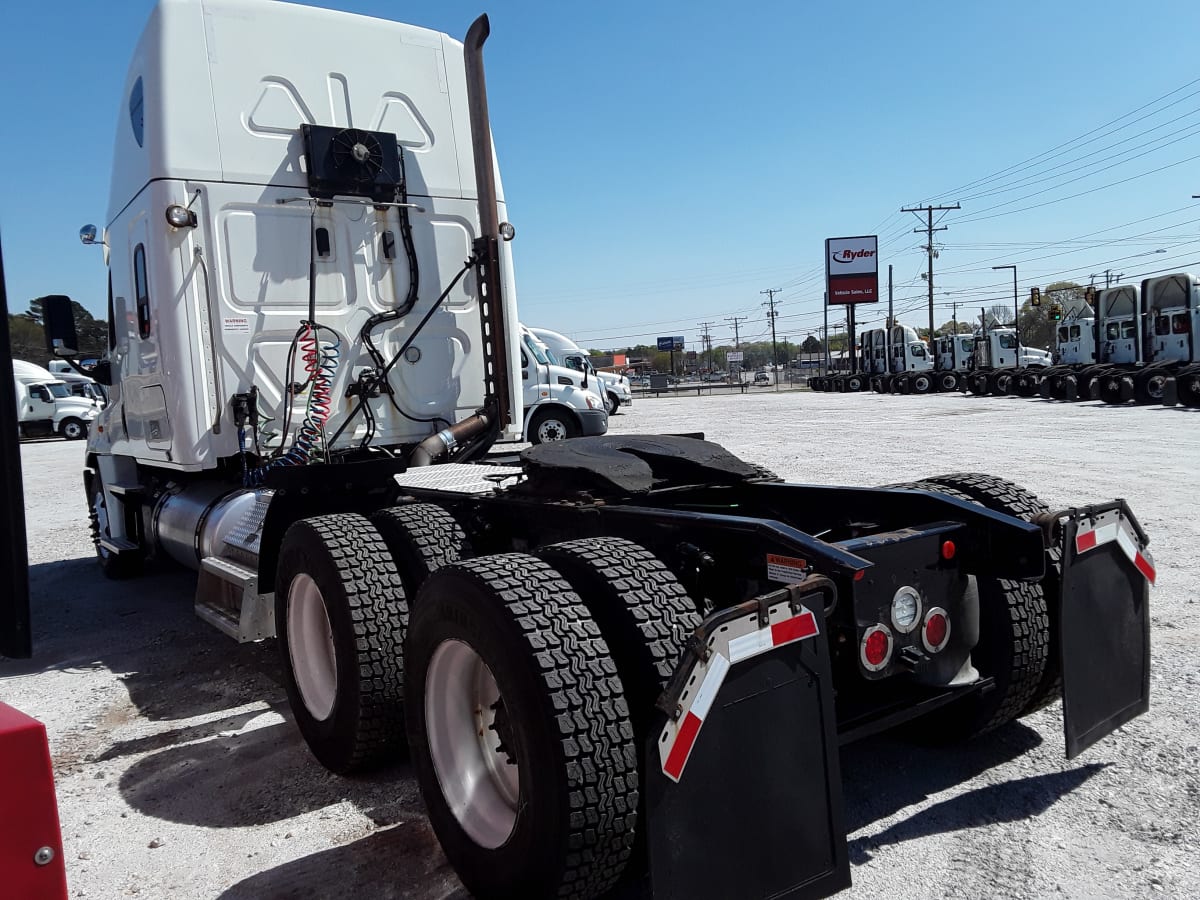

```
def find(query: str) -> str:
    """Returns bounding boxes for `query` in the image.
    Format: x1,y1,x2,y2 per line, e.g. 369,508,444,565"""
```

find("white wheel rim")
287,573,338,722
64,421,82,438
536,418,567,442
426,639,520,849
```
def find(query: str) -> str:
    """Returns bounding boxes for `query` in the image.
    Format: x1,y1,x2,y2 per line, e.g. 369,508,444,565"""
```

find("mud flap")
1059,503,1153,759
644,579,850,900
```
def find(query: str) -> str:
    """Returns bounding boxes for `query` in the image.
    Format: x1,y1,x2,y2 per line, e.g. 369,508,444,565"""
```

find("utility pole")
823,292,829,376
725,315,747,349
698,321,714,372
725,314,748,382
761,289,781,391
901,202,960,356
887,264,893,328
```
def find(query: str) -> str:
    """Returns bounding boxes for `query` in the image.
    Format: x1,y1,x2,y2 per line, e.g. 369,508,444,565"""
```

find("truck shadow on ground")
9,558,279,724
845,762,1106,864
216,820,468,900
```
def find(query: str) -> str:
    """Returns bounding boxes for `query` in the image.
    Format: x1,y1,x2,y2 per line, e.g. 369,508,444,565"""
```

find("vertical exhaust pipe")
407,14,512,469
463,15,513,433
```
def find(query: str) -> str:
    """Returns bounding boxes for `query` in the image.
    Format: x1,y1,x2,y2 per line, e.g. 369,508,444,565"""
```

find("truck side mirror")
90,360,113,387
41,295,79,357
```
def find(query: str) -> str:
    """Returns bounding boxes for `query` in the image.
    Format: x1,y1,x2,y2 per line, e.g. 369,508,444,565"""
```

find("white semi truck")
48,359,108,406
11,360,98,440
964,326,1052,397
516,324,608,442
38,2,1158,898
528,326,633,414
1022,275,1199,407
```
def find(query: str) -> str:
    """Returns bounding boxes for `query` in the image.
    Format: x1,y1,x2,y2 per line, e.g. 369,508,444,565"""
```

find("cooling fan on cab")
301,124,403,203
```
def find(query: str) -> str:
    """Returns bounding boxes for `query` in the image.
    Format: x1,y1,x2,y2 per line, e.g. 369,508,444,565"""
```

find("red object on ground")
0,702,68,900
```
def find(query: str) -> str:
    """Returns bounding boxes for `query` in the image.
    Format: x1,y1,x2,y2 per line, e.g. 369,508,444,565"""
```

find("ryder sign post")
825,236,879,304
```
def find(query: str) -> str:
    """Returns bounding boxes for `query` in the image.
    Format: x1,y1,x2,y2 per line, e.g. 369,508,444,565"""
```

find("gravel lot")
3,390,1198,899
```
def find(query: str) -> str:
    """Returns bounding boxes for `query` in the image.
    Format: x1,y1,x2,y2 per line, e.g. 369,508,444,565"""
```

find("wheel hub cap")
426,639,520,849
287,573,338,722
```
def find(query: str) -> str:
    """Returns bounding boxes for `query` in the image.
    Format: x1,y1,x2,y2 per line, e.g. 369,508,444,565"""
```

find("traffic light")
1085,285,1096,306
1050,304,1063,322
1030,287,1041,307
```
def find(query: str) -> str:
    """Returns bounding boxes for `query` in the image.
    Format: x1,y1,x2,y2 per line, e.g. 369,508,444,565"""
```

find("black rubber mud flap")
643,579,850,900
1059,502,1152,759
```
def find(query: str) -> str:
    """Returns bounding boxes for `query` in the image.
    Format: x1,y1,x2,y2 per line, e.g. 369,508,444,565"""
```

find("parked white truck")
12,360,98,440
47,359,108,406
37,3,1158,898
528,326,632,414
517,324,608,442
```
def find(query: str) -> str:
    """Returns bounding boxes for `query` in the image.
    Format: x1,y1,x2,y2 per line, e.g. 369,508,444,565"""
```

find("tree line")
7,298,107,365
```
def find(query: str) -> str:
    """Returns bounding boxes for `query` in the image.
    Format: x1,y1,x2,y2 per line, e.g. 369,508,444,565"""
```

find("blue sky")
2,0,1199,353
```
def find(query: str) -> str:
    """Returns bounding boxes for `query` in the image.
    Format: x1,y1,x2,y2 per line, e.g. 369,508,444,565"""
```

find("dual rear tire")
276,510,697,899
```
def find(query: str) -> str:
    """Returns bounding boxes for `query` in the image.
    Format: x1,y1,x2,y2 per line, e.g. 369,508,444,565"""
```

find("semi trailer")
30,2,1158,898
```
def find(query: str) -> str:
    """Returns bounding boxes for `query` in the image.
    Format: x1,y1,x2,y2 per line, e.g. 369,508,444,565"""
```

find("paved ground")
2,390,1197,899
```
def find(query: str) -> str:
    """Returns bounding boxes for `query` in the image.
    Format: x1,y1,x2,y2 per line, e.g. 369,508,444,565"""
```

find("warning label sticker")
766,554,808,584
222,316,250,333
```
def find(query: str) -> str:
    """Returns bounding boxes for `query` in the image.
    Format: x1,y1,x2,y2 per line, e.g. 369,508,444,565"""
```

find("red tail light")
922,607,950,653
860,624,893,671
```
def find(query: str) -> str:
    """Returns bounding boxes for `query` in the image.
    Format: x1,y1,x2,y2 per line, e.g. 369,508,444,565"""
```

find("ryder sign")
825,236,879,304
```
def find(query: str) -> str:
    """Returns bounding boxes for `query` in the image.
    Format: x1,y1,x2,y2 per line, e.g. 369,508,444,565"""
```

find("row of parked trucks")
809,272,1200,409
809,324,1050,395
0,2,1158,898
1032,275,1200,406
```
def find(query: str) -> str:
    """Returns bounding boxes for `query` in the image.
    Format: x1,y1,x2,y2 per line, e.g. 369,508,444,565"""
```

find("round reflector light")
860,624,893,672
923,607,950,653
941,540,956,560
891,586,922,633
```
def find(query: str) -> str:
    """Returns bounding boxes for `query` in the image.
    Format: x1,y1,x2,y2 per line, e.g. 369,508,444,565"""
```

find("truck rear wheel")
371,503,472,601
1178,366,1200,407
536,539,701,880
1099,371,1134,404
528,407,580,444
1014,371,1040,397
275,514,409,774
1134,369,1171,404
407,554,637,900
538,538,701,739
919,473,1061,714
885,479,1049,737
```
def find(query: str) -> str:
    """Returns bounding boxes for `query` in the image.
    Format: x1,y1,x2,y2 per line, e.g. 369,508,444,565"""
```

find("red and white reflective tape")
659,604,819,782
727,609,819,663
1075,515,1156,584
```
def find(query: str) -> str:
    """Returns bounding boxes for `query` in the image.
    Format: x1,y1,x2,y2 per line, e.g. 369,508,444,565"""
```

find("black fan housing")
301,124,402,203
